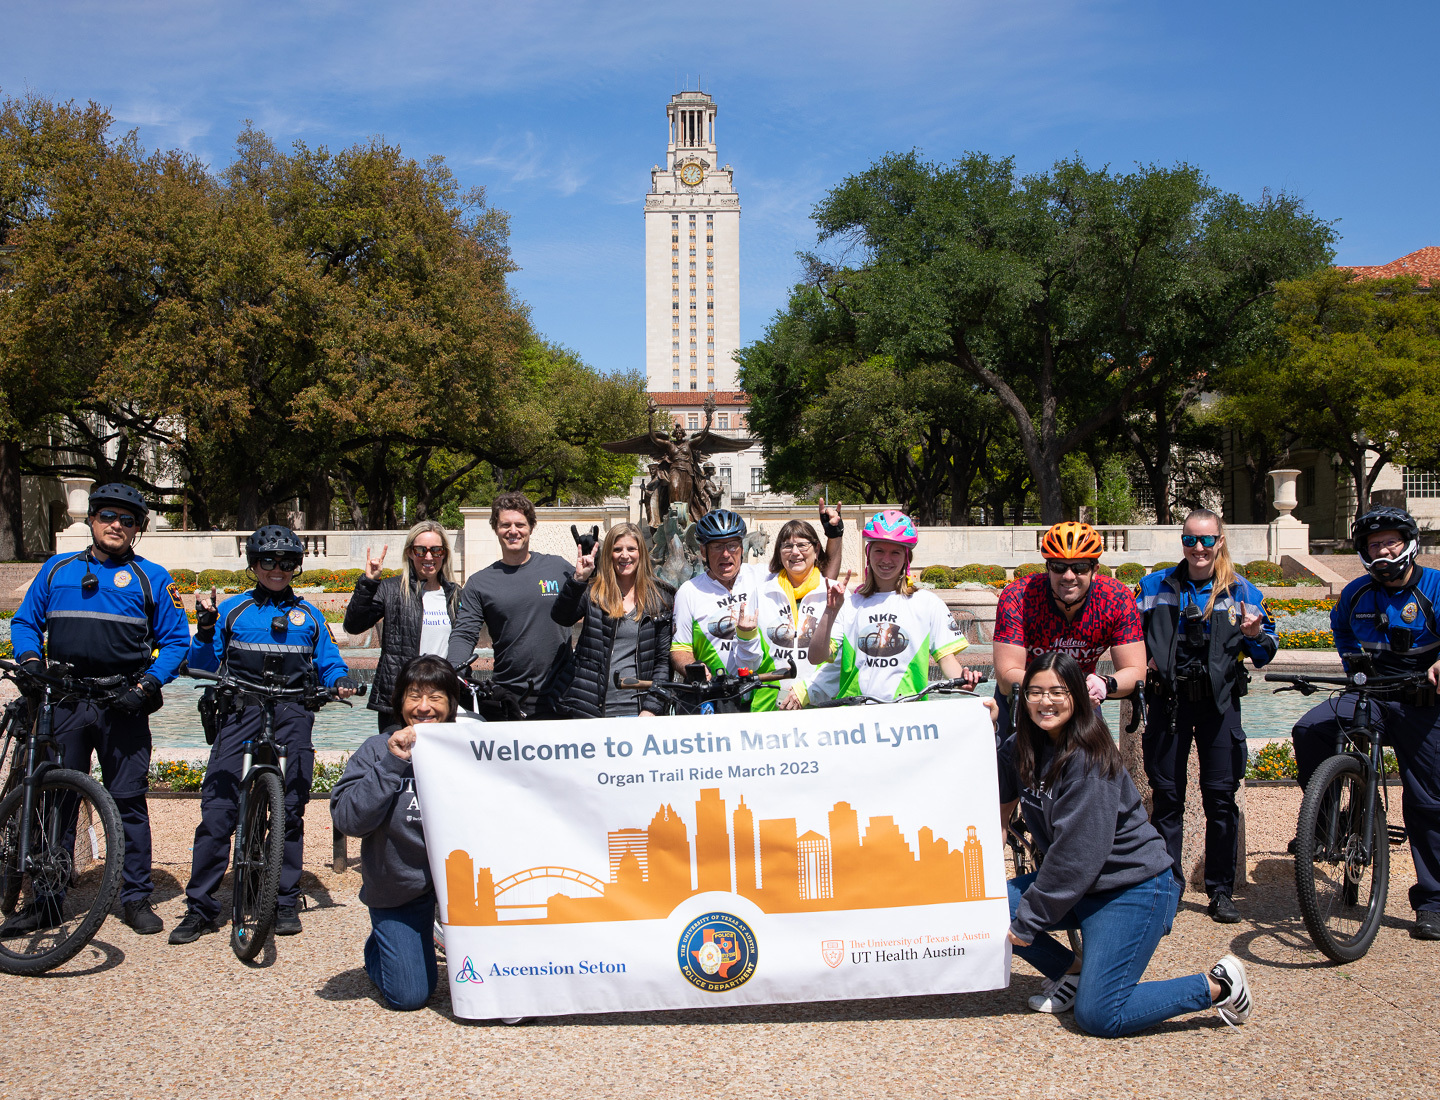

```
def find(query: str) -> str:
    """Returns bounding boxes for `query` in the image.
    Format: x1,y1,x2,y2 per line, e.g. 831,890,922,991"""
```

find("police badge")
289,609,307,626
1402,601,1419,624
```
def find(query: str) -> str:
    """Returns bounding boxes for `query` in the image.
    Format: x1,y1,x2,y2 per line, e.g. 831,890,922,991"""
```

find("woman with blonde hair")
549,522,674,718
343,519,462,732
1135,508,1277,923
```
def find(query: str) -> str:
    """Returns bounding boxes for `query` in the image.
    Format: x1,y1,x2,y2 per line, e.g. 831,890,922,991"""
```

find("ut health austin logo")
677,912,758,992
821,939,845,968
537,579,560,595
454,957,484,984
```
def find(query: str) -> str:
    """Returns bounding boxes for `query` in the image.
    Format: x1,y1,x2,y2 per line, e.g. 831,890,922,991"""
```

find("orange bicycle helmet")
1040,521,1104,561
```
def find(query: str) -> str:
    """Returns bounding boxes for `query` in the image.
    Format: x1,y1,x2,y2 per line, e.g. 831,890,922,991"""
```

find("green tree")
803,151,1334,523
1215,268,1440,521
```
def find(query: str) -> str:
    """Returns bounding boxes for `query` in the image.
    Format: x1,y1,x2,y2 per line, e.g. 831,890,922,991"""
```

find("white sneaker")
1210,954,1252,1028
1027,972,1079,1014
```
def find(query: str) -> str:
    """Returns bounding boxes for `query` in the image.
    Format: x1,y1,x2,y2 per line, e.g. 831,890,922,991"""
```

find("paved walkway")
1,792,1435,1099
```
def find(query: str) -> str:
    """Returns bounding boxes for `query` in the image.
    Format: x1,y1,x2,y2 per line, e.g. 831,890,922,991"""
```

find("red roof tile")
1338,246,1440,287
648,390,750,406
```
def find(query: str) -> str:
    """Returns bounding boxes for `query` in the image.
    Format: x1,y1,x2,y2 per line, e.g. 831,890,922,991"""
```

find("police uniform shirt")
188,586,350,690
11,550,191,681
1332,566,1440,675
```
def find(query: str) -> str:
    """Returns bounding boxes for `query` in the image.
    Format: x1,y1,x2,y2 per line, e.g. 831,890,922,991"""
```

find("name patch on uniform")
289,609,307,626
114,570,132,588
1402,601,1419,623
167,582,183,609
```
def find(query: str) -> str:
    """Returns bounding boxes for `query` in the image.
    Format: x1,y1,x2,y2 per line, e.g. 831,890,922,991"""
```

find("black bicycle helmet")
695,508,747,544
88,482,149,518
1353,506,1420,582
245,524,305,565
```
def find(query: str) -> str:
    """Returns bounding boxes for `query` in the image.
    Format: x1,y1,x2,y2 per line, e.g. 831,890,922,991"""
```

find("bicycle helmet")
862,510,919,547
1040,521,1103,561
1353,507,1420,582
245,524,305,566
88,482,149,522
695,509,747,544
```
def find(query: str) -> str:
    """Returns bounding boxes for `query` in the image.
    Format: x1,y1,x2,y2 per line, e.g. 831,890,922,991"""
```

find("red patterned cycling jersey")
993,572,1143,673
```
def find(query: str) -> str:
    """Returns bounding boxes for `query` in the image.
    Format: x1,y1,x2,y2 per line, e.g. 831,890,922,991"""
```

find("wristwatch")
1103,675,1119,698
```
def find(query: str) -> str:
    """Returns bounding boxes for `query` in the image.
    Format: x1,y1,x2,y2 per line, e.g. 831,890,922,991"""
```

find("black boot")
0,896,64,937
1208,892,1242,924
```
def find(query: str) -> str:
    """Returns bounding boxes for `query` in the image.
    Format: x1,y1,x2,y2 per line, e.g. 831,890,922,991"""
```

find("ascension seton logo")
677,912,758,992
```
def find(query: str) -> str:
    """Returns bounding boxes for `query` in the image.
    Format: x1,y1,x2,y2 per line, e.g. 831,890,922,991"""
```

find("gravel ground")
1,789,1436,1100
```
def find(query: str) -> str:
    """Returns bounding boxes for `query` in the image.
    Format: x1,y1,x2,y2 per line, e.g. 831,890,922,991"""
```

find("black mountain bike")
185,664,364,961
1266,661,1419,962
0,659,125,975
615,661,797,716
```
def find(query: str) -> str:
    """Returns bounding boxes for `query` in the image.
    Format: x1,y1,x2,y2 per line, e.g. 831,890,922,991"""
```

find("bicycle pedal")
1388,825,1408,846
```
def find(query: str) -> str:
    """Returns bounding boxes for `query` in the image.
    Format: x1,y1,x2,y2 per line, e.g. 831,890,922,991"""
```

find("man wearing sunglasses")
993,521,1147,731
171,525,355,944
6,483,192,937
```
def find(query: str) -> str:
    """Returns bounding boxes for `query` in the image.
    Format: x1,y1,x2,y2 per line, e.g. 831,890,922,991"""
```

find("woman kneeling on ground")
999,650,1253,1035
330,655,461,1011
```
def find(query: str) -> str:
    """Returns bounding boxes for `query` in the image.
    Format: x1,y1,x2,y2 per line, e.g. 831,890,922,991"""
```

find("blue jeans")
364,891,439,1011
1008,871,1213,1038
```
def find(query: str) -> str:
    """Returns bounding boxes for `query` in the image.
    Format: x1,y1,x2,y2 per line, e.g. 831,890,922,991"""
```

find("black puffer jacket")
548,576,672,717
343,573,461,715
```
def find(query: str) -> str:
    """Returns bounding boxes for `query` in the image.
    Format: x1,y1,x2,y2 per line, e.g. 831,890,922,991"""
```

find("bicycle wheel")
0,769,124,975
1294,753,1389,963
0,741,27,915
230,769,285,961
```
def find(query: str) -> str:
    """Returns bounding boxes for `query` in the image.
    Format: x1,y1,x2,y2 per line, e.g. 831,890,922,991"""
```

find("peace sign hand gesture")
364,545,387,581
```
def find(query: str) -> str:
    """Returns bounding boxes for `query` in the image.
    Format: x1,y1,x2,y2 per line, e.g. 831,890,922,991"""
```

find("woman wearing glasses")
343,521,461,734
999,650,1253,1033
755,507,845,711
992,522,1147,733
1135,509,1276,923
170,525,355,944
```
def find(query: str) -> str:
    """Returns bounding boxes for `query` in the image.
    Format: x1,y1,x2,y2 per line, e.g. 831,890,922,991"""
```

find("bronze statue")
603,397,752,523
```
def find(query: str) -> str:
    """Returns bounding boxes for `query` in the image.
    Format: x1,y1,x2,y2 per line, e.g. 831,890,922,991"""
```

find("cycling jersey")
752,568,832,711
671,563,765,678
993,573,1142,674
188,586,350,691
809,588,968,702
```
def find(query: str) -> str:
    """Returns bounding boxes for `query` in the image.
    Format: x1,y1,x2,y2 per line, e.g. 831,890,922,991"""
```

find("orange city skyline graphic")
446,788,992,925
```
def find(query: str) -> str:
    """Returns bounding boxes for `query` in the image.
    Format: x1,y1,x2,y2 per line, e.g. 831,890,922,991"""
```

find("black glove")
333,676,357,695
819,508,845,540
115,674,160,713
20,657,45,678
194,602,219,642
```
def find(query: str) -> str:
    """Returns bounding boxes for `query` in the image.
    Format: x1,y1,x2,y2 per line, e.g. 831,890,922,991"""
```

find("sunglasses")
1181,535,1219,548
410,546,446,558
1046,561,1094,576
256,555,302,572
93,510,138,529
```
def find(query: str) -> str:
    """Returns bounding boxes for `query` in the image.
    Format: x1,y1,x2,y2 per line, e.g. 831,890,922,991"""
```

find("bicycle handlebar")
616,660,799,694
183,665,367,704
1264,670,1429,697
0,657,129,696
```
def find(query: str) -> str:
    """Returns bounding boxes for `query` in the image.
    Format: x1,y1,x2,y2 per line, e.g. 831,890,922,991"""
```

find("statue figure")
603,397,752,523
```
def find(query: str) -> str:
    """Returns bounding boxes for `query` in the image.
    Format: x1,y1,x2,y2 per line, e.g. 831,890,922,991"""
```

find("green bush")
1243,559,1285,585
919,565,954,585
170,568,197,585
310,757,350,794
1116,562,1145,584
1093,563,1113,577
1150,561,1178,572
956,563,1007,584
1245,742,1297,781
1013,562,1046,578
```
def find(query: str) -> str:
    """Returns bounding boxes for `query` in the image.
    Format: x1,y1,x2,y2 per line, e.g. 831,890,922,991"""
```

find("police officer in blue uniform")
1137,509,1277,924
1291,507,1440,941
169,526,354,945
3,483,191,936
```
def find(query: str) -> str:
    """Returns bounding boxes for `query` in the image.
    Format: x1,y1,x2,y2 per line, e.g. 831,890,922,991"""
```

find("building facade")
643,90,772,504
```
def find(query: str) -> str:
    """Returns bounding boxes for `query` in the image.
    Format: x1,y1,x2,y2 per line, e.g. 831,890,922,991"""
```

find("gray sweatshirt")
330,733,432,910
999,734,1173,942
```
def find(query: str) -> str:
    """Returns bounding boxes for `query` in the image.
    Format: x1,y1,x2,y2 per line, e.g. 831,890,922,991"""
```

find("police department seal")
1403,601,1419,624
677,912,757,992
114,570,132,588
289,609,306,626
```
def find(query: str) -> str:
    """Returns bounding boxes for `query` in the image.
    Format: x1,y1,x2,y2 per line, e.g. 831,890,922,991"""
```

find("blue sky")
4,1,1436,376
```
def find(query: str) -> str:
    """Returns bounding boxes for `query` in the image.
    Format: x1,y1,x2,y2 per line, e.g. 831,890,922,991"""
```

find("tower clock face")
680,163,704,187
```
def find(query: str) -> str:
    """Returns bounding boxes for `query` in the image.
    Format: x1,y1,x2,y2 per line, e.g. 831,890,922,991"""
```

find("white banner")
411,699,1011,1019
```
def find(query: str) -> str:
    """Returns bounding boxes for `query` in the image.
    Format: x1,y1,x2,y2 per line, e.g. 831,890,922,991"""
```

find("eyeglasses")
1024,687,1072,702
780,541,816,554
410,545,446,558
710,543,743,557
1181,534,1219,548
255,555,301,572
1369,537,1406,554
93,510,138,529
1046,561,1093,576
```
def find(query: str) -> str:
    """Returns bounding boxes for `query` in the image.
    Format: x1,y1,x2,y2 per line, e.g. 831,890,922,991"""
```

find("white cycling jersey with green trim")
751,572,832,711
809,588,969,702
671,563,766,677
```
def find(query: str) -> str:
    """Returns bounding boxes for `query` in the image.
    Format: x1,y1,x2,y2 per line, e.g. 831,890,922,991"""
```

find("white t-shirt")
753,570,832,711
671,563,765,677
418,587,452,657
809,588,969,702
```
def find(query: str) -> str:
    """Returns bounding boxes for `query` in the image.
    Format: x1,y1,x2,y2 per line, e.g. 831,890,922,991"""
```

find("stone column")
1119,699,1247,893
